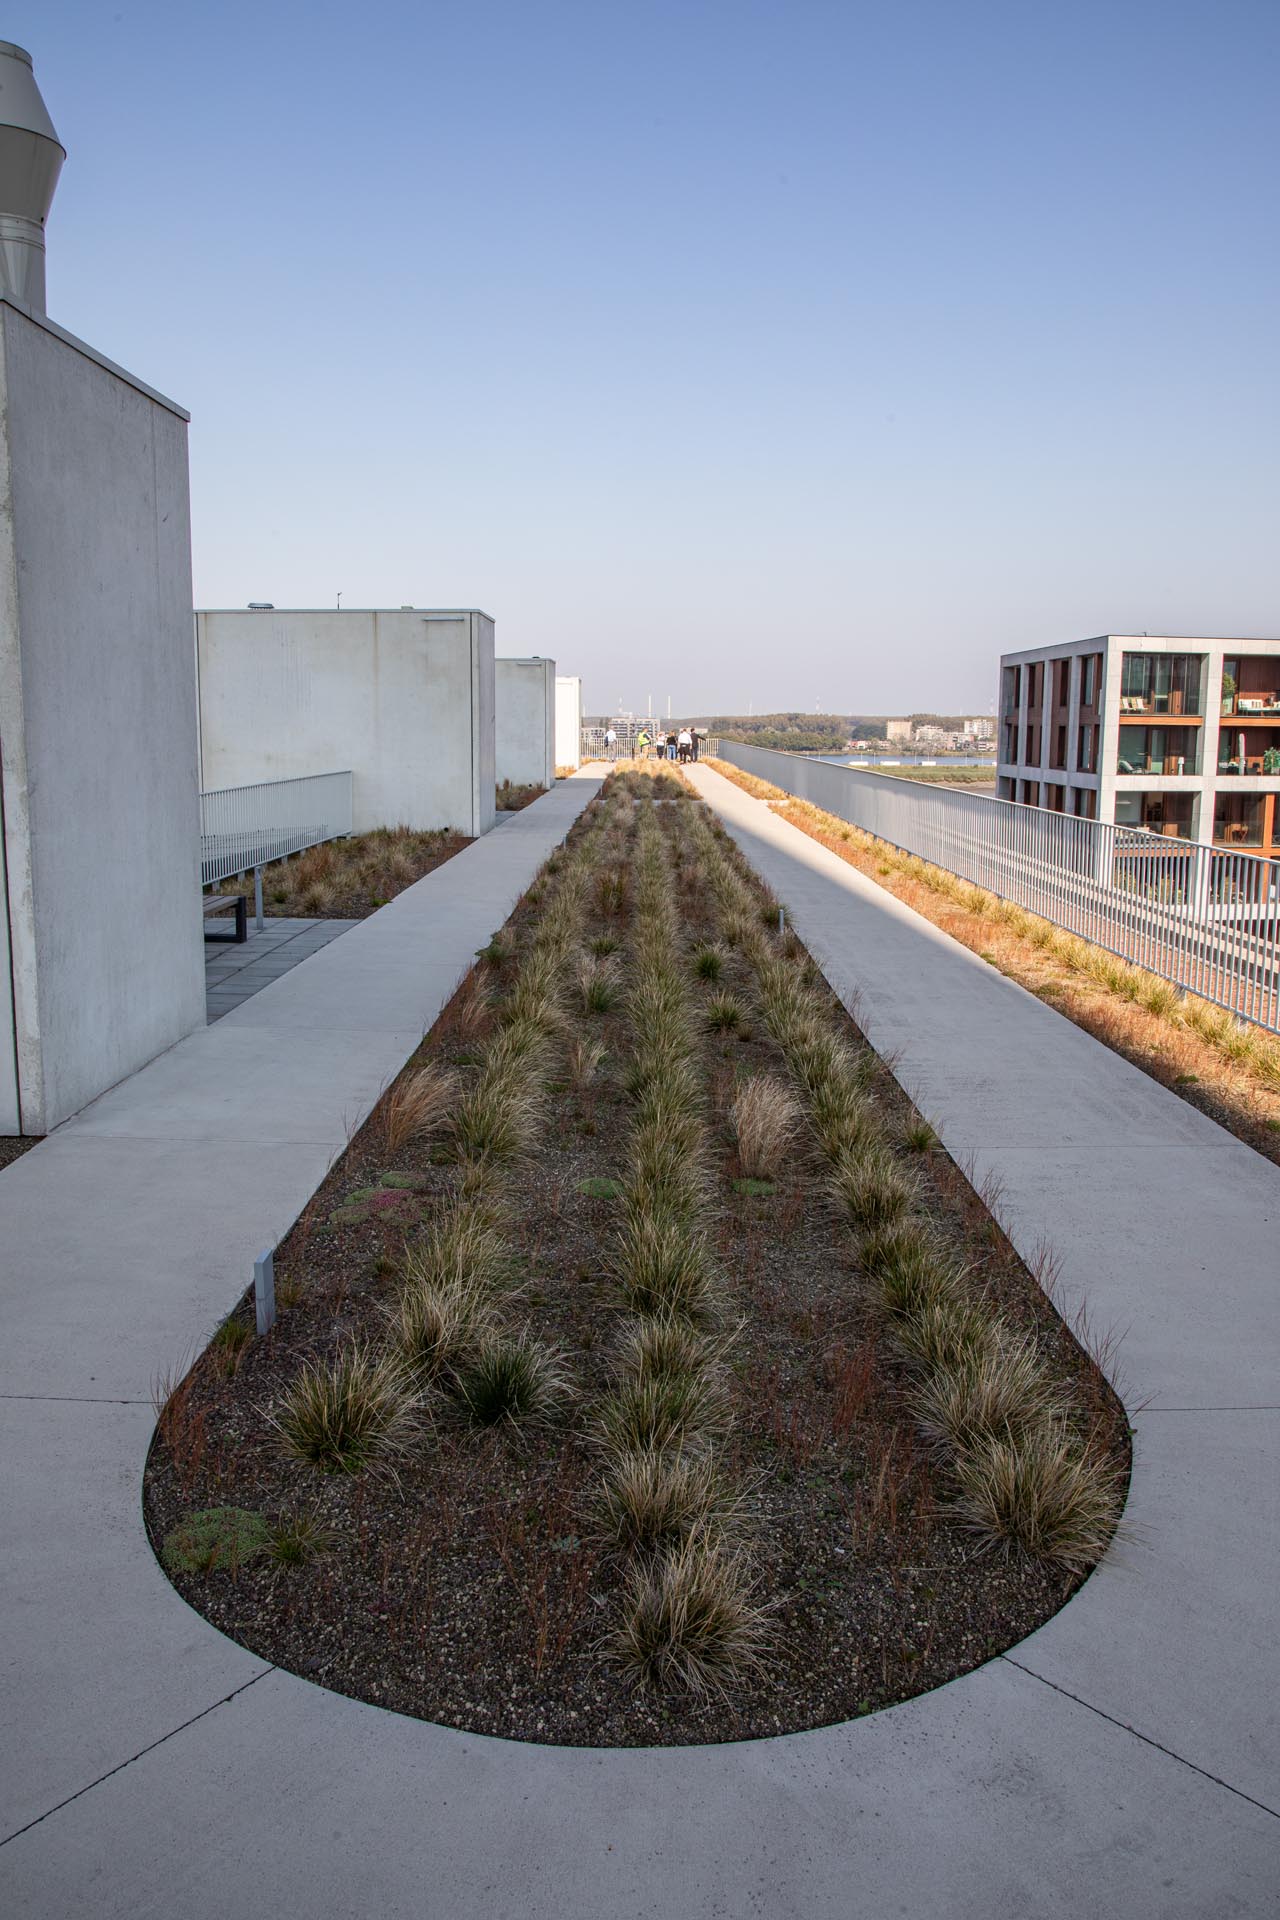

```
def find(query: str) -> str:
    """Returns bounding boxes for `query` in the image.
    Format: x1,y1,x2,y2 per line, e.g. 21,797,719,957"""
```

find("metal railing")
715,741,1280,1034
200,771,354,888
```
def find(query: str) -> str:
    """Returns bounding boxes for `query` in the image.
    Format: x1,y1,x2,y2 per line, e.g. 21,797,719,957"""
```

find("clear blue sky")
18,0,1280,716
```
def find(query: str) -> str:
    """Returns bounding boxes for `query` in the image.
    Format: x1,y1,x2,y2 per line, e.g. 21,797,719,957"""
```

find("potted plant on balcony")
1263,746,1280,775
1221,671,1236,717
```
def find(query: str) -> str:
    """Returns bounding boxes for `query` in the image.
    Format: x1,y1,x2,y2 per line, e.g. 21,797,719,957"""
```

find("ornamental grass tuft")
952,1424,1125,1572
830,1144,915,1235
729,1075,799,1179
617,1529,769,1696
381,1063,459,1153
272,1346,418,1475
597,1448,720,1552
912,1337,1065,1455
597,1369,726,1456
455,1333,572,1428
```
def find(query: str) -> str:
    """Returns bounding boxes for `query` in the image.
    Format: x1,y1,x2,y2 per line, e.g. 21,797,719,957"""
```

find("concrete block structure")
495,655,556,790
555,674,583,771
0,301,206,1132
997,635,1280,858
196,610,497,838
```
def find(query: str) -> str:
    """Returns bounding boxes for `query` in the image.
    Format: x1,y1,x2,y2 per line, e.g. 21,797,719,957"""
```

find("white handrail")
200,771,354,888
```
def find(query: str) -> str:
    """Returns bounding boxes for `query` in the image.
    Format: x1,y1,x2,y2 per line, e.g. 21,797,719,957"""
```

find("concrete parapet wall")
196,610,497,839
0,302,205,1133
496,655,556,789
555,674,582,771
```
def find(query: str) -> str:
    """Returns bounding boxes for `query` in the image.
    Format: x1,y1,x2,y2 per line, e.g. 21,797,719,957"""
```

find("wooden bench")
202,892,247,943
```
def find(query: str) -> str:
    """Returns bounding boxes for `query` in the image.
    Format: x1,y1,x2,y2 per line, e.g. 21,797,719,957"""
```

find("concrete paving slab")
0,1397,269,1837
58,1023,423,1146
0,1134,338,1398
1,1656,1271,1917
219,951,475,1031
1011,1408,1280,1809
963,1142,1279,1410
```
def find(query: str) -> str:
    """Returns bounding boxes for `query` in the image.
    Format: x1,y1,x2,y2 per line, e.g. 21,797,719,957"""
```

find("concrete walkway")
2,765,1276,1915
205,915,359,1021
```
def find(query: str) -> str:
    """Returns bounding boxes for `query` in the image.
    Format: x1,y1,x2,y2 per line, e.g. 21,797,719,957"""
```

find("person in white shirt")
677,726,693,763
605,726,618,761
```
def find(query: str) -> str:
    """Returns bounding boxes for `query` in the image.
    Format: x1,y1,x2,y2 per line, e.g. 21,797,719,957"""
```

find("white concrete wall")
495,656,556,789
555,675,582,771
0,302,205,1133
196,611,497,838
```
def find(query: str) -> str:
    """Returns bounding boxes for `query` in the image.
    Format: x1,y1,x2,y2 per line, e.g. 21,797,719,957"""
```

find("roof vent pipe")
0,43,64,313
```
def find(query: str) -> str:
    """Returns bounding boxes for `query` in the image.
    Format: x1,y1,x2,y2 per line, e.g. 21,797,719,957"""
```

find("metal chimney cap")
0,42,65,313
0,43,64,149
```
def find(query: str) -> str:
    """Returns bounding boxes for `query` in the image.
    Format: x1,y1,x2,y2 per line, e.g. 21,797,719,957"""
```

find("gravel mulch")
0,1135,40,1173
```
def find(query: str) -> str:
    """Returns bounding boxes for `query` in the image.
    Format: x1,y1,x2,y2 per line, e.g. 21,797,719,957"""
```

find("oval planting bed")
146,770,1129,1747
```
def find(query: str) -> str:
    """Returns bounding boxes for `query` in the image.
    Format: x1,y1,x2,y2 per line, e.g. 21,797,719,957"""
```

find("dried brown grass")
381,1063,459,1153
728,1075,799,1178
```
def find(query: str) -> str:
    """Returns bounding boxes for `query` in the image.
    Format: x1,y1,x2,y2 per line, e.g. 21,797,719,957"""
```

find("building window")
1081,653,1099,707
1045,783,1065,811
1219,655,1280,725
1213,792,1265,847
1114,791,1198,839
1217,726,1280,776
1077,722,1097,772
1119,652,1204,717
1020,779,1039,805
1072,786,1097,819
1051,722,1067,769
1116,726,1200,776
1054,658,1071,709
1001,664,1021,720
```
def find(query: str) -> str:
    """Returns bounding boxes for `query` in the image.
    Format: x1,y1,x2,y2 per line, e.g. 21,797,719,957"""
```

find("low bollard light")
254,1248,276,1335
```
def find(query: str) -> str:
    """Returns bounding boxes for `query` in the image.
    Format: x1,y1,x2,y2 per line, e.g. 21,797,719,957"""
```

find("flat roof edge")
1,298,190,420
195,608,496,619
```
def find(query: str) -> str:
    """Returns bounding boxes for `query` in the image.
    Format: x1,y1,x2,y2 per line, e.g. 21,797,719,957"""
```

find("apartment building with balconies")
996,635,1280,859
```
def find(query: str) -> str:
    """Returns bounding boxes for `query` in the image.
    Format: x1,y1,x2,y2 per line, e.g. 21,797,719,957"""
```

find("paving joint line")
0,1669,276,1849
1136,1405,1280,1414
999,1656,1279,1819
0,1393,152,1405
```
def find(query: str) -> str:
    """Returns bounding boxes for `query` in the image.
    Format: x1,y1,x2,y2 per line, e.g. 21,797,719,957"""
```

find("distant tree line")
712,710,989,752
711,713,865,753
586,710,988,752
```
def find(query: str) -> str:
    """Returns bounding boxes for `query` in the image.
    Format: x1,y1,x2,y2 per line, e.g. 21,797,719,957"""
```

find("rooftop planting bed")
148,769,1128,1745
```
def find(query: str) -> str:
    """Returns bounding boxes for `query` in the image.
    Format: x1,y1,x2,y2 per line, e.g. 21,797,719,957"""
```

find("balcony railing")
1222,694,1280,719
1116,751,1197,776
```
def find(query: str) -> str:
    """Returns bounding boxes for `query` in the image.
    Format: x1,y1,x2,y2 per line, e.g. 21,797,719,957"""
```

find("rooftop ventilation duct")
0,43,65,313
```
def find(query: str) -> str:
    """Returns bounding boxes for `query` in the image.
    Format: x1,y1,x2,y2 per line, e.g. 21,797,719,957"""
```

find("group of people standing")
609,724,699,763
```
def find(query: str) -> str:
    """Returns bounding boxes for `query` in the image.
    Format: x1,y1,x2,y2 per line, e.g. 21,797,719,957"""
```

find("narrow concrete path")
2,765,1275,1916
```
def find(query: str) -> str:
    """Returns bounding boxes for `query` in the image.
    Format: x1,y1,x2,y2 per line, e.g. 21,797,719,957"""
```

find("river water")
810,753,997,768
